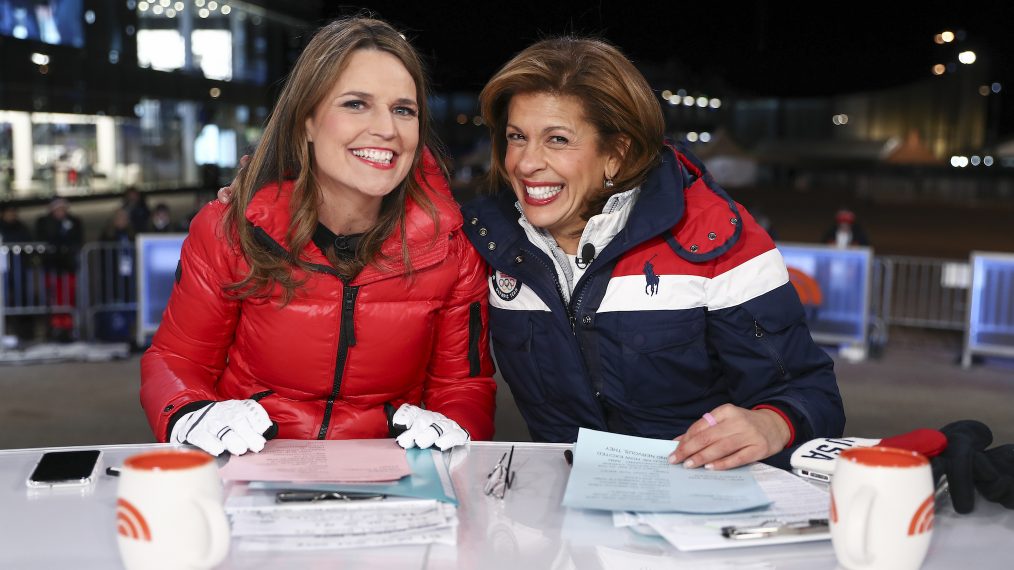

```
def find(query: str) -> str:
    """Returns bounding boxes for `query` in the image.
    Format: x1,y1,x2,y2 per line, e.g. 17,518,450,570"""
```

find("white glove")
170,400,272,456
393,403,470,451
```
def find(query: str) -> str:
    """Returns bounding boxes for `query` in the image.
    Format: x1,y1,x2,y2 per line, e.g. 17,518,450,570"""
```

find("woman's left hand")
392,403,470,451
668,403,791,470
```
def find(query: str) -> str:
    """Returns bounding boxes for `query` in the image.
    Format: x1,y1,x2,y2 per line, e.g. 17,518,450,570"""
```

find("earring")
604,178,615,188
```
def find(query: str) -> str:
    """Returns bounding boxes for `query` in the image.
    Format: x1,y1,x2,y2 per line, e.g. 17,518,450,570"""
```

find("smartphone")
26,450,102,488
792,467,832,484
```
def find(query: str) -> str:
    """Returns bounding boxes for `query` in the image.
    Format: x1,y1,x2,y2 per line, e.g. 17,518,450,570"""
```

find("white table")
1,442,1011,569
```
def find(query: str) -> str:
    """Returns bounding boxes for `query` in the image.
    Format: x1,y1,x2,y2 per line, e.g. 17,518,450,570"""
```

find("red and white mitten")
790,428,947,482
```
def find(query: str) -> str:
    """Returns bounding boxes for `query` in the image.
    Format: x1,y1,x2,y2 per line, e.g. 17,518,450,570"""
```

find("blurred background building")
0,0,320,195
1,1,1011,253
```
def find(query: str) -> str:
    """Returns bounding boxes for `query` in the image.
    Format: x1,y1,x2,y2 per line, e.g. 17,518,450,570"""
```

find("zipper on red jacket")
317,284,360,439
468,302,482,376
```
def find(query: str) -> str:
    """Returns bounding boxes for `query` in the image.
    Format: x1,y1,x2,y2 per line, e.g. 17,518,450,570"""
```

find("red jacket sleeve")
421,230,497,440
139,202,240,441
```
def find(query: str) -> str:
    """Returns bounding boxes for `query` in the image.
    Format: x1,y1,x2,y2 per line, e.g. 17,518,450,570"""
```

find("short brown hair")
225,17,441,301
480,37,664,216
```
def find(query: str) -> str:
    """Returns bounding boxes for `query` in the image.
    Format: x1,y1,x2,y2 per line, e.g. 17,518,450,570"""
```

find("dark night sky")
307,1,1014,99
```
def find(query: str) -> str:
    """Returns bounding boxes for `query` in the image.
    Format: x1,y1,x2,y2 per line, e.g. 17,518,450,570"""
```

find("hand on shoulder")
217,154,249,205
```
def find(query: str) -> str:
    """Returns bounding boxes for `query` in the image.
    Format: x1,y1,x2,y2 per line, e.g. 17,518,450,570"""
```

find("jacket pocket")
489,309,546,404
617,312,712,407
741,287,807,381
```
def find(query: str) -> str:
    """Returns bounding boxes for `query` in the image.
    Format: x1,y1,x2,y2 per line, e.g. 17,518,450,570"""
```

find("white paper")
637,464,831,551
562,428,770,513
225,485,457,538
233,524,457,551
596,545,774,570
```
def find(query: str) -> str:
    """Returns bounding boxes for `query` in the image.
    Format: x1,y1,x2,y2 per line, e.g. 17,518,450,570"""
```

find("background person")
122,186,150,234
34,197,83,341
821,207,870,248
462,37,844,470
0,204,32,243
141,17,496,456
147,203,175,232
95,208,137,342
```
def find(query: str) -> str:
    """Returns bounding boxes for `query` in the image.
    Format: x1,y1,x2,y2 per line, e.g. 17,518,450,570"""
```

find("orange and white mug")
116,449,230,570
830,446,934,570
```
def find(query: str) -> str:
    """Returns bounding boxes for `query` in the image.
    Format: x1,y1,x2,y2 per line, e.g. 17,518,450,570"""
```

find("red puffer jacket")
140,157,496,442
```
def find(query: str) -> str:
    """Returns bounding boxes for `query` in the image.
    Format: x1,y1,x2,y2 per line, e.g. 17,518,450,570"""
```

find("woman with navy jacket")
461,37,844,470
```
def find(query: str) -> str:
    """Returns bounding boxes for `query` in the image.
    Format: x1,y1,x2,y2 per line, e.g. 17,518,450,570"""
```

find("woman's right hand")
170,399,273,456
217,154,249,204
668,403,791,470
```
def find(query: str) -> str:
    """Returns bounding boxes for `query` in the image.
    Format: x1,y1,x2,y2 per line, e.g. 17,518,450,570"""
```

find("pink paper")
218,439,411,483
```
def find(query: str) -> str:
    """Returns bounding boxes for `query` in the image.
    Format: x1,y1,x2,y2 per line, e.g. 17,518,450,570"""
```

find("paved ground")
1,330,1011,450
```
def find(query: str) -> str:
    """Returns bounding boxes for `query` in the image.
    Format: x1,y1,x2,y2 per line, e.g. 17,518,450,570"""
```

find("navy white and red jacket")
461,145,844,449
141,154,497,442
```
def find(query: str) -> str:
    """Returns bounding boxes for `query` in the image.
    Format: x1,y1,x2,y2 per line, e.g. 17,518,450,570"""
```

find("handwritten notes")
219,439,411,483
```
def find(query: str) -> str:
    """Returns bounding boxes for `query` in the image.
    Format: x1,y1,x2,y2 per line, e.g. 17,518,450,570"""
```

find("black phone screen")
29,450,101,483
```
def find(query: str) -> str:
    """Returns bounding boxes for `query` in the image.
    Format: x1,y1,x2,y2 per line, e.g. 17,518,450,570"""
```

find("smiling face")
304,49,420,208
504,92,621,252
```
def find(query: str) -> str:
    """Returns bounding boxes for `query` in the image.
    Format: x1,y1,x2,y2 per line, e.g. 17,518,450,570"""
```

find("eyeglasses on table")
483,445,516,499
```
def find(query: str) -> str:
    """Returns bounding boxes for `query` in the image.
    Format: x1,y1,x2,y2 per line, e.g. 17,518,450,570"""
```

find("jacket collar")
245,150,462,284
462,144,687,268
463,143,742,270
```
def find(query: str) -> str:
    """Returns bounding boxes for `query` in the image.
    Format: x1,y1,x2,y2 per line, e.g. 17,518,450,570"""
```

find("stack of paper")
562,429,831,551
220,439,459,550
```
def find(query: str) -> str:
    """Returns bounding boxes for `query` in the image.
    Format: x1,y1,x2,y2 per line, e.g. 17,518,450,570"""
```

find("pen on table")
722,518,829,540
564,449,573,466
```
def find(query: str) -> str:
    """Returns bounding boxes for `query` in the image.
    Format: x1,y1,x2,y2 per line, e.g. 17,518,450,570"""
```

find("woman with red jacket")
140,17,496,456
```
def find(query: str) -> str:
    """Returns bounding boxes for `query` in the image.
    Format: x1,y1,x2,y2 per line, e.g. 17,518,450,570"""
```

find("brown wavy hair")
223,17,442,302
479,37,664,220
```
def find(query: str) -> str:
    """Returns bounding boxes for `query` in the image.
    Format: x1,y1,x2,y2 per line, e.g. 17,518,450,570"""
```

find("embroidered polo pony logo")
643,255,659,296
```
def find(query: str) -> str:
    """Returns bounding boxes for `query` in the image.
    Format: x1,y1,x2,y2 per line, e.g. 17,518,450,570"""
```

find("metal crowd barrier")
867,254,980,360
3,240,1013,367
0,241,138,344
875,255,970,333
77,241,138,343
0,241,77,341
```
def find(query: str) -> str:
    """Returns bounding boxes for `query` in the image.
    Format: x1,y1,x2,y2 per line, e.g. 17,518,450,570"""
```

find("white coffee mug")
830,446,934,570
116,449,230,570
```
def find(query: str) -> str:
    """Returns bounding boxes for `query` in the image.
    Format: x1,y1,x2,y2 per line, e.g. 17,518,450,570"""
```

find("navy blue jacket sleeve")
705,282,846,439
